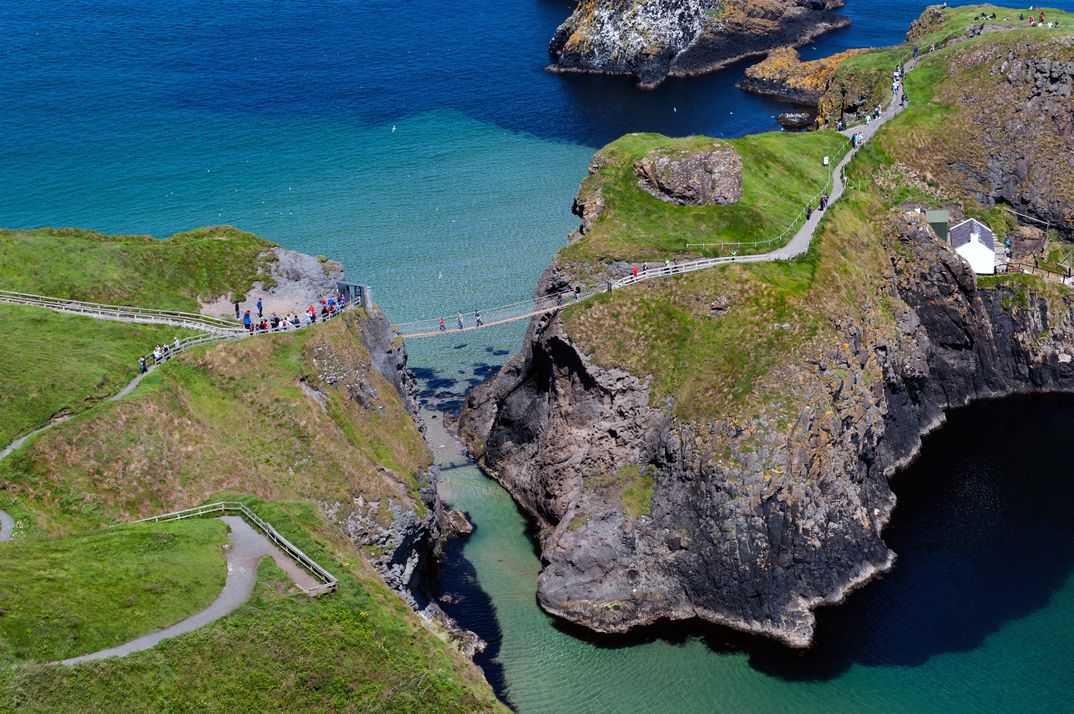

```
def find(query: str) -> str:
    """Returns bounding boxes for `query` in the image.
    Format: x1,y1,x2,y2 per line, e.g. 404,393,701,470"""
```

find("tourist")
913,45,919,59
138,356,147,374
291,313,300,327
270,313,279,330
153,345,161,363
243,310,252,332
475,310,483,327
234,301,240,319
631,265,639,278
161,344,170,361
439,316,446,332
457,311,464,330
807,204,813,220
256,298,263,318
173,336,181,353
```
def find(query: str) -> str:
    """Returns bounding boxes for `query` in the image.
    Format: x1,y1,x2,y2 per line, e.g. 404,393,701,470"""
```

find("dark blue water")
4,1,1074,710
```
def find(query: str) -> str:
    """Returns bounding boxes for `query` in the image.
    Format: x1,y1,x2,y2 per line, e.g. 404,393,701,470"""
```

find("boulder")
634,145,743,206
777,111,815,130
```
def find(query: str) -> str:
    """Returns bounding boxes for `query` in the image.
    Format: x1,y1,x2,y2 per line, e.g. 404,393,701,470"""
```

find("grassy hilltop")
556,4,1074,424
0,226,276,309
0,228,504,712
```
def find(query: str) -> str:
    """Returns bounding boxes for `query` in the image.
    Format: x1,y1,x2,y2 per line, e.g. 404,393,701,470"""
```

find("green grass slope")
0,304,195,445
0,226,277,310
560,130,849,274
558,15,1074,423
0,499,505,713
0,519,227,664
822,4,1074,125
0,312,430,536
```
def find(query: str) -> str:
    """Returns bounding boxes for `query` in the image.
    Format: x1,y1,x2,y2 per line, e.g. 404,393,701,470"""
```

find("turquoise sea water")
3,1,1074,711
437,396,1074,712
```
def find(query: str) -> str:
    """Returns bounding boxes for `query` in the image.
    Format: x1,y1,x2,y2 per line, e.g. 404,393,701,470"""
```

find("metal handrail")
0,289,243,334
138,501,338,596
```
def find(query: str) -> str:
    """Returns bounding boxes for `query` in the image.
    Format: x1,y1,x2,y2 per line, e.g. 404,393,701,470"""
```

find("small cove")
432,391,1074,712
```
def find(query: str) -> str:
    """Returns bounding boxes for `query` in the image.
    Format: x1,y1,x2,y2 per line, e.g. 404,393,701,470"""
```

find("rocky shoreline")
459,220,1074,646
548,0,850,89
458,24,1074,646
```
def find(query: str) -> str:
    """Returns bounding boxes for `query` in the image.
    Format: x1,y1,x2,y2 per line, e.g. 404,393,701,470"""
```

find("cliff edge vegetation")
562,130,847,276
0,228,503,711
463,7,1074,647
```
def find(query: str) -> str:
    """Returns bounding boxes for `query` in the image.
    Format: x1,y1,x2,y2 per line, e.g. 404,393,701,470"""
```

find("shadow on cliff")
555,394,1074,681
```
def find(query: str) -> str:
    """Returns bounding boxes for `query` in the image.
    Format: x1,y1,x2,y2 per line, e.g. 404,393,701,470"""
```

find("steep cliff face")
462,217,1074,646
319,310,447,608
549,0,849,88
845,35,1074,231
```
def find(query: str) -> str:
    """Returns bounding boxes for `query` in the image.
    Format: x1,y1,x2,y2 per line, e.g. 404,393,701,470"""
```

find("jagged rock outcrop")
549,0,850,88
316,310,445,609
738,46,867,106
461,217,1074,646
635,145,743,205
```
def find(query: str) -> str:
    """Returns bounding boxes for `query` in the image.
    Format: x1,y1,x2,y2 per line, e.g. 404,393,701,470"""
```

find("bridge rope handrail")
395,136,854,338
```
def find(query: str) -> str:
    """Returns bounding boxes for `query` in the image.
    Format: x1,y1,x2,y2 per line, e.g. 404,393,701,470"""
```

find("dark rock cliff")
323,310,444,609
461,219,1074,646
549,0,849,89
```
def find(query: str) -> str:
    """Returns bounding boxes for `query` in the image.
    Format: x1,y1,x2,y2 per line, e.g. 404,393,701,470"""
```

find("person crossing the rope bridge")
475,310,483,327
439,316,446,332
456,311,464,330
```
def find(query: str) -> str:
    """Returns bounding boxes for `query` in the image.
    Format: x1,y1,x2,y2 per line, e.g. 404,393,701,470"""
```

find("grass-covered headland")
0,227,504,712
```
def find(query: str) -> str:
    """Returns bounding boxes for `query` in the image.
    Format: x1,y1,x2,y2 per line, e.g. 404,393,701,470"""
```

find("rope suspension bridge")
0,52,924,350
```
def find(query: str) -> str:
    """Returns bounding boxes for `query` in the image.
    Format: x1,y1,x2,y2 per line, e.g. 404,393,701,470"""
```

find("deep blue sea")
3,1,1074,711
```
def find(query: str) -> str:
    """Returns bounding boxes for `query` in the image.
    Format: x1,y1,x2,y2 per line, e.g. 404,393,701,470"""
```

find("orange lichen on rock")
739,46,868,104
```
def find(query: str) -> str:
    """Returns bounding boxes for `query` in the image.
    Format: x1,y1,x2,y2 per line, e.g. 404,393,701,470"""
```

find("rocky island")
549,0,851,88
465,6,1074,647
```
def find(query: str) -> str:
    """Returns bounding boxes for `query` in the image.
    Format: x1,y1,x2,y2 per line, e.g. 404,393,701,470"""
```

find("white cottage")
949,218,996,275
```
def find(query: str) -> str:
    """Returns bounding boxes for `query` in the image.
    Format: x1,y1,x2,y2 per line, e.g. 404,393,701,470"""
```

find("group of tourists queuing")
239,293,349,333
137,292,353,373
806,194,832,221
439,310,484,332
139,337,183,373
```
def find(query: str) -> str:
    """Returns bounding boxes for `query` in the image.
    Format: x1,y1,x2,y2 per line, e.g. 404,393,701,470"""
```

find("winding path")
0,367,161,541
0,509,12,542
398,59,917,339
59,515,321,665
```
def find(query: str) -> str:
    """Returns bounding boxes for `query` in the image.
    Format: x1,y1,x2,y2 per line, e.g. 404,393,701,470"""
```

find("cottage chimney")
970,225,980,243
